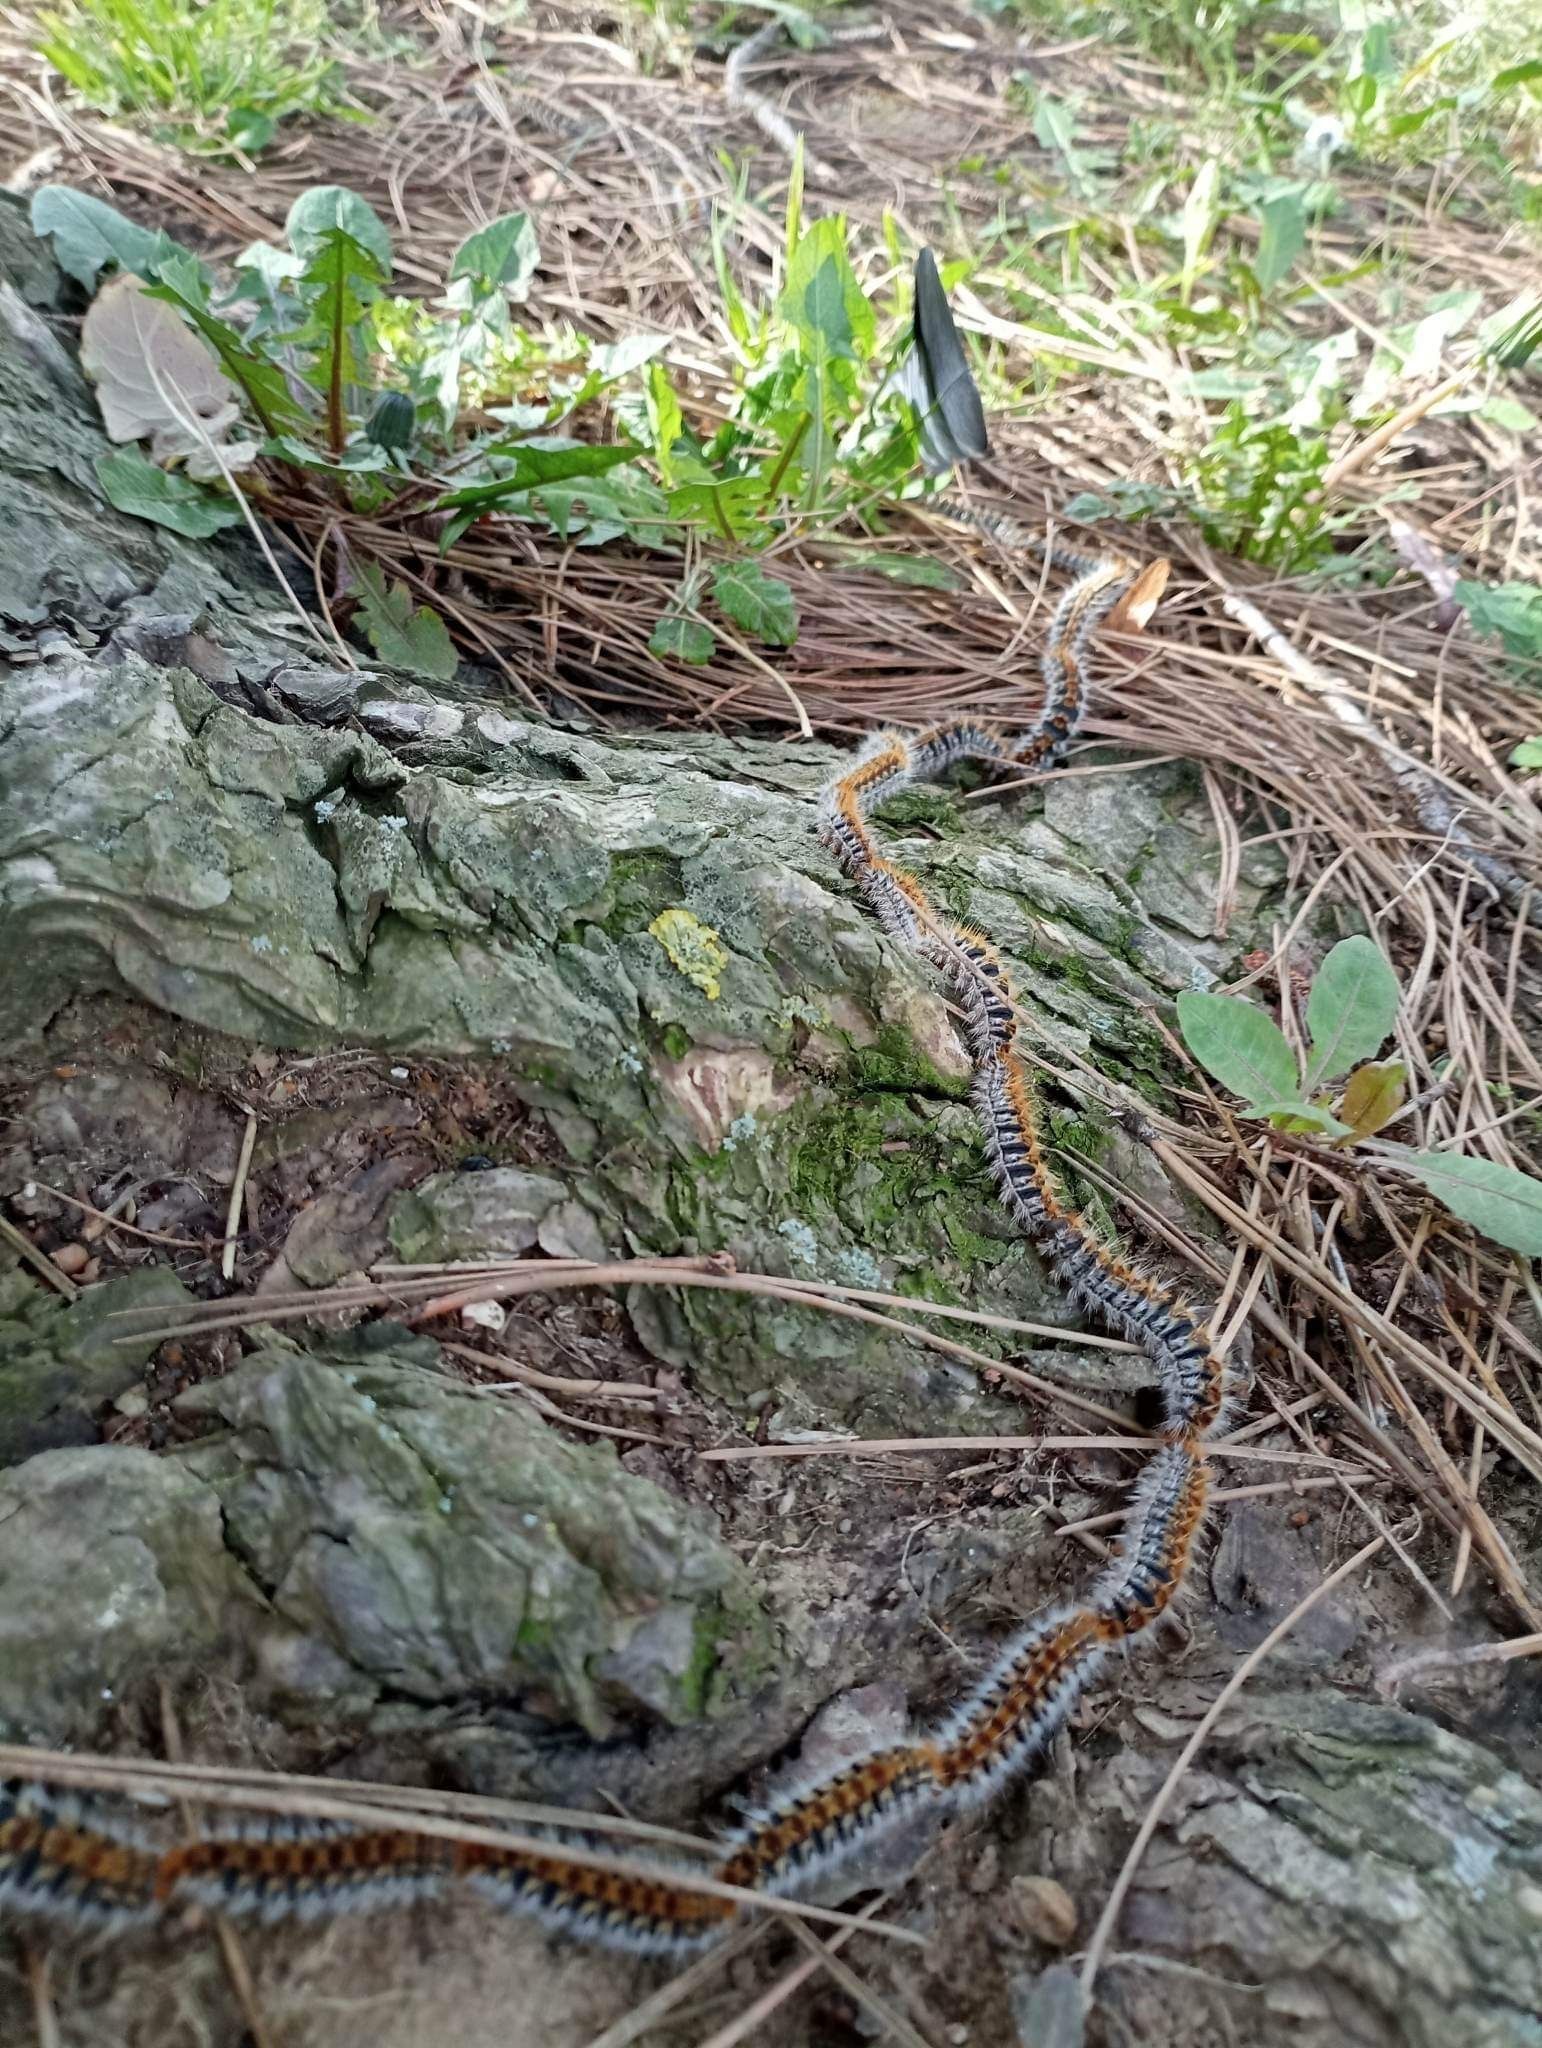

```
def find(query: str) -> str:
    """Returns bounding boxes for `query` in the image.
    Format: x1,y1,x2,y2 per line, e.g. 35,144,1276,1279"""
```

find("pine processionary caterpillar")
0,538,1234,1958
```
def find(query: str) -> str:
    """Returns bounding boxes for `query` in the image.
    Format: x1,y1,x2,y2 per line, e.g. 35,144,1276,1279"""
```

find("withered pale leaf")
80,273,256,472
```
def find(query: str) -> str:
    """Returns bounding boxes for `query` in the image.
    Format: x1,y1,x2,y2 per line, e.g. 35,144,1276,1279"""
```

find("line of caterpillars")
1,541,1233,1957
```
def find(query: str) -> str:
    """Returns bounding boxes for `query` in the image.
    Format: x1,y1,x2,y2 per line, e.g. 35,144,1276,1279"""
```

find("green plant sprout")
1178,936,1542,1257
32,168,950,676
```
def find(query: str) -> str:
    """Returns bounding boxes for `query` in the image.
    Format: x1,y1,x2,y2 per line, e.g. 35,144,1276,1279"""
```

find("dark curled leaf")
897,248,989,475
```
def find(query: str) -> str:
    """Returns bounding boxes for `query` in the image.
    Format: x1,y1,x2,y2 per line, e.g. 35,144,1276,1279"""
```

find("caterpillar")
1,539,1233,1958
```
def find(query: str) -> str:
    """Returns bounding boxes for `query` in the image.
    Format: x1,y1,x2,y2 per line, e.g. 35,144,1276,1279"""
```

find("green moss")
597,851,686,939
678,1607,722,1718
872,787,966,833
661,1022,692,1060
848,1020,969,1098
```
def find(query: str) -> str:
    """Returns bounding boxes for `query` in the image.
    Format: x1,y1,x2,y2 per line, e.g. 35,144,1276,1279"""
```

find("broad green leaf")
1511,737,1542,769
780,217,874,364
442,462,669,550
232,240,305,319
1176,990,1300,1107
712,561,798,647
667,475,769,545
296,227,388,453
1455,580,1542,660
1254,190,1308,291
354,565,457,679
1303,936,1401,1085
1250,1099,1353,1140
30,184,190,291
95,449,239,537
286,187,392,274
1478,394,1541,436
1403,1151,1542,1257
448,213,538,298
438,439,641,512
1340,1059,1407,1139
1032,92,1079,161
1493,59,1542,91
649,615,716,665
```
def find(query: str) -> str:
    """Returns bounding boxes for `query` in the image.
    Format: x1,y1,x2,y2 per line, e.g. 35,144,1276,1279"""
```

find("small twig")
1322,371,1468,492
221,1109,258,1283
28,1182,211,1251
0,1211,78,1300
1379,1630,1542,1690
23,1946,60,2048
1053,1471,1356,1539
1079,1534,1386,2006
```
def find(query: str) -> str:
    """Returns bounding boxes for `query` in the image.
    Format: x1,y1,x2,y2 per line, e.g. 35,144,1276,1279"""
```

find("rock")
387,1167,577,1263
0,1443,266,1743
1070,1691,1542,2048
1010,1963,1086,2048
1010,1873,1078,1948
175,1328,770,1734
0,1262,193,1466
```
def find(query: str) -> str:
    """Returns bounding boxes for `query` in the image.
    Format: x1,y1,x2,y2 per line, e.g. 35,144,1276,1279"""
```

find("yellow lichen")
649,907,728,1001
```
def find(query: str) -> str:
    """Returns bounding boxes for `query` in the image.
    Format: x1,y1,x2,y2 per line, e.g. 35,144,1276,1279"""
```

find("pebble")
1009,1874,1078,1948
50,1242,90,1276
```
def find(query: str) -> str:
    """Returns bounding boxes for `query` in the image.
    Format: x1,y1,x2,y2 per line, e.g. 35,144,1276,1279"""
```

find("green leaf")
780,216,875,364
646,364,685,488
712,560,799,647
1402,1151,1542,1257
1180,158,1220,305
1340,1059,1407,1139
30,184,190,291
666,474,770,545
354,565,457,679
1493,59,1542,91
1303,936,1401,1085
448,213,538,298
95,449,239,538
1455,579,1542,659
228,106,278,153
1176,990,1301,1107
437,439,641,512
1250,1099,1353,1140
1511,737,1542,769
649,615,716,665
1253,189,1308,291
589,332,669,381
286,187,392,274
296,226,388,454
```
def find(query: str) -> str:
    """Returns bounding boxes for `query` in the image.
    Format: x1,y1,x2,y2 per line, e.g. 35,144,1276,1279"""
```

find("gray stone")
0,1443,266,1743
0,1263,193,1466
175,1330,769,1734
387,1167,576,1263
